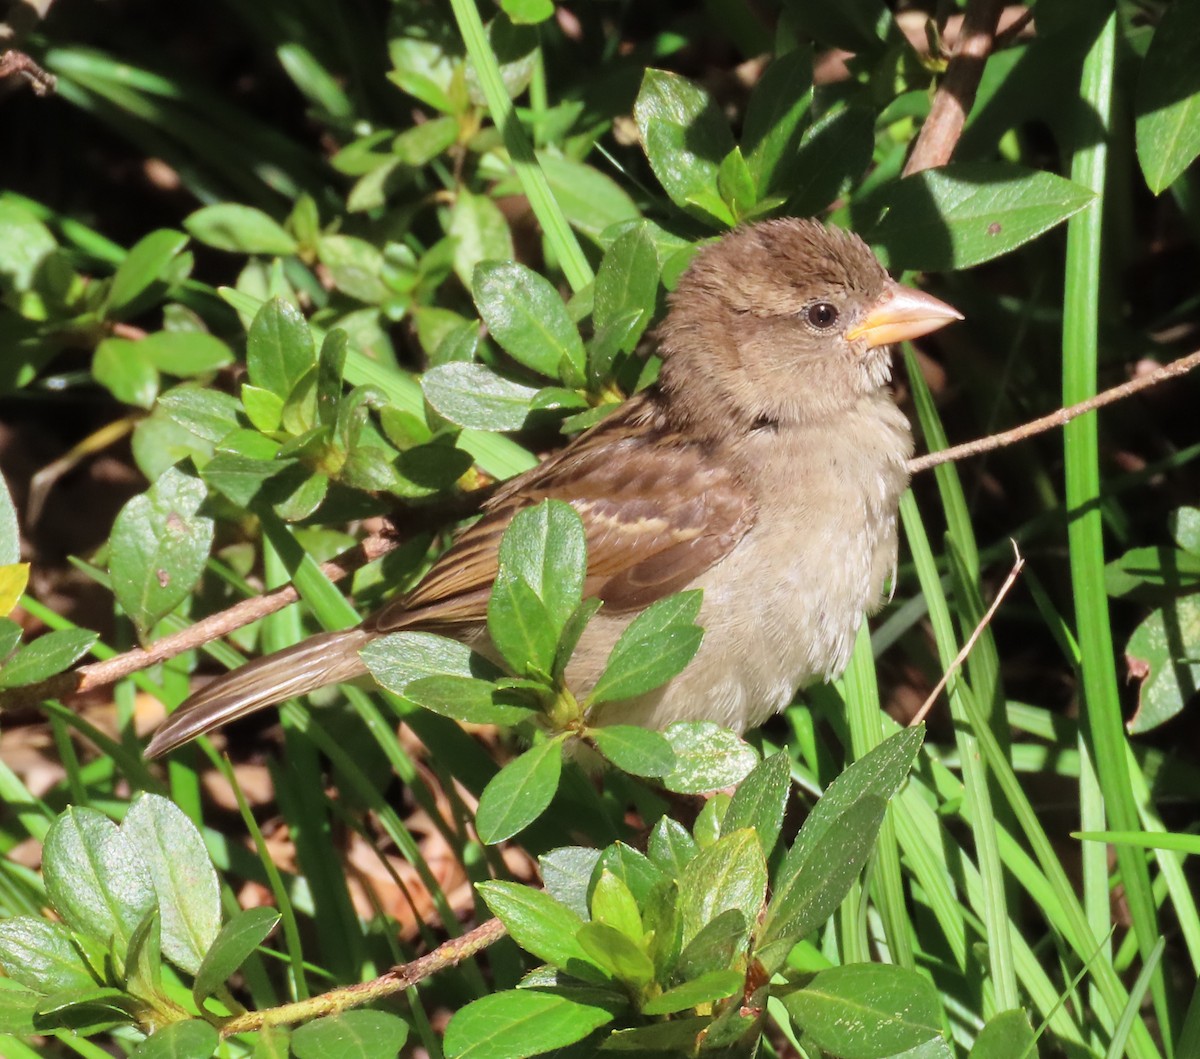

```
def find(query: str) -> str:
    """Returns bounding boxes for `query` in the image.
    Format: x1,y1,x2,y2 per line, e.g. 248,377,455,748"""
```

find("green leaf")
716,146,757,219
781,964,943,1059
722,751,790,856
603,1016,708,1053
422,362,539,431
246,297,316,399
0,469,19,564
588,311,647,391
489,573,558,680
403,675,539,726
553,596,603,683
634,69,737,226
108,466,214,636
661,722,759,794
589,590,704,705
93,338,159,409
138,331,234,377
0,917,96,993
288,193,321,249
130,1019,220,1059
477,881,605,981
184,203,298,255
1125,594,1200,733
676,907,748,980
785,106,875,216
503,501,586,630
392,115,460,165
693,794,728,848
0,609,20,653
316,329,348,427
120,795,220,976
317,234,387,304
590,870,643,941
0,982,40,1036
0,199,57,290
449,190,515,288
500,0,555,25
1173,506,1200,555
192,906,280,1005
677,829,766,949
361,630,499,694
590,725,676,778
594,843,668,906
576,922,654,988
757,726,923,971
106,229,189,316
34,984,135,1034
200,452,292,509
969,1009,1037,1059
642,969,743,1016
291,1010,411,1059
417,308,478,366
157,386,242,443
124,904,162,1000
536,153,641,245
647,817,698,875
42,807,156,953
540,846,601,919
445,987,623,1059
743,47,814,193
871,163,1095,271
387,36,456,114
473,261,586,384
642,880,682,981
476,739,565,844
1105,546,1200,597
242,383,285,433
1136,0,1200,193
591,223,660,378
489,500,587,676
347,157,403,213
0,628,97,688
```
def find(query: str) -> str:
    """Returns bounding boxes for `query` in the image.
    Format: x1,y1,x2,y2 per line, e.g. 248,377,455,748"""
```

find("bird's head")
656,218,962,434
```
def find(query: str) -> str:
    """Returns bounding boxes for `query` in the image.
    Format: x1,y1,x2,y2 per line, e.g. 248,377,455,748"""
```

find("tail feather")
145,628,374,758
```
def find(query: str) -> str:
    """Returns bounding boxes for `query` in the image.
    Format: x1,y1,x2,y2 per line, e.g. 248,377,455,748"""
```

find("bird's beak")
845,282,963,349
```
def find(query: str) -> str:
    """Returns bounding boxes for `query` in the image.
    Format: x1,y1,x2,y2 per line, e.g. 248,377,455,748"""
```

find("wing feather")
367,395,756,632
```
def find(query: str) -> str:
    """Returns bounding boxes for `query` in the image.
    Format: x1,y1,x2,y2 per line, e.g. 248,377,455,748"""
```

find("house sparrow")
146,219,960,758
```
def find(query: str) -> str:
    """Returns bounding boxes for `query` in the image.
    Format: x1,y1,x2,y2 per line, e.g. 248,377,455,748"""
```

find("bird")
145,218,961,759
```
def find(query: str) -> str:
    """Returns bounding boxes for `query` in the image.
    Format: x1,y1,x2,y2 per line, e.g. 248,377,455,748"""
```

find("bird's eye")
806,302,839,329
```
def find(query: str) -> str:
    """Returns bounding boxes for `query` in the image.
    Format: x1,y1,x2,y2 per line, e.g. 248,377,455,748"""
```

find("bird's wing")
367,395,757,633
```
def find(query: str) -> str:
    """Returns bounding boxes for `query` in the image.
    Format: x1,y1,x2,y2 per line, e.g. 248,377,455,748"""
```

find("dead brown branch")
903,0,1008,177
912,543,1025,726
909,347,1200,475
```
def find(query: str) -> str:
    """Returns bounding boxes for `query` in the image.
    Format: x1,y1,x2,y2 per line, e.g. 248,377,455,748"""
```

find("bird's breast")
583,397,911,732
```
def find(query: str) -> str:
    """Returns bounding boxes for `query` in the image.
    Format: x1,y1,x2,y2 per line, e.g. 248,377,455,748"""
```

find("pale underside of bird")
145,219,961,759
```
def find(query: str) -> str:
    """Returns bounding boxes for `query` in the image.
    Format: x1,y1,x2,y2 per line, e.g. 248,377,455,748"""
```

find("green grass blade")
843,625,915,968
1061,8,1173,1046
447,0,593,293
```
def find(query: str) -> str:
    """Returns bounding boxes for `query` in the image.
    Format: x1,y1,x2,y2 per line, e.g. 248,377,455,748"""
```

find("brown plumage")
145,219,960,758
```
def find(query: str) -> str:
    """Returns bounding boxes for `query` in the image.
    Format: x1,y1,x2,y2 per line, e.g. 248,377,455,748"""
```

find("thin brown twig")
993,6,1035,49
0,534,400,710
908,346,1200,475
217,916,506,1036
911,543,1025,726
76,534,398,690
903,0,1007,177
0,50,57,95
